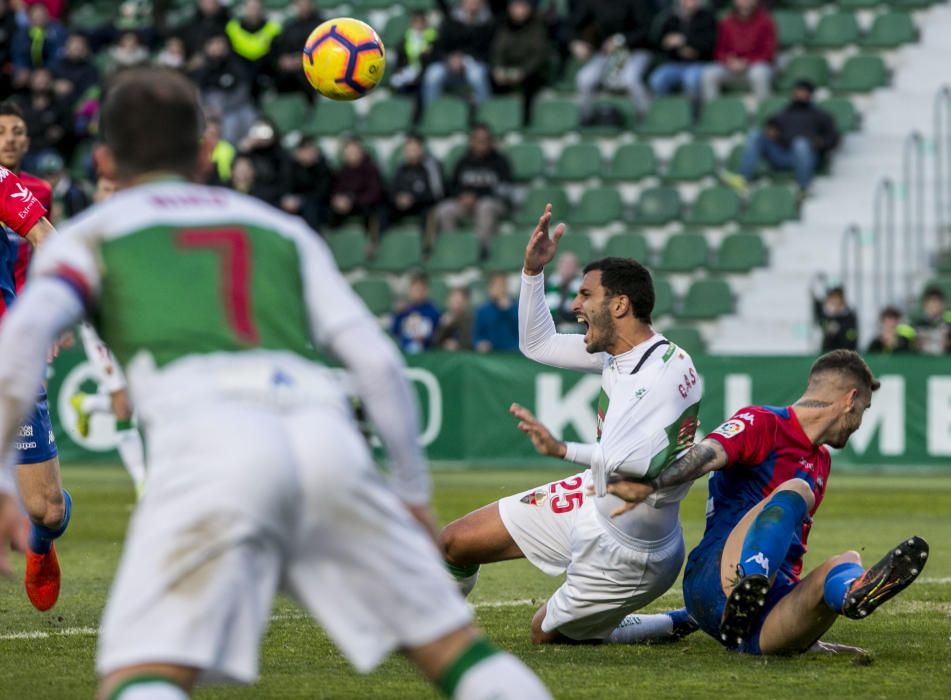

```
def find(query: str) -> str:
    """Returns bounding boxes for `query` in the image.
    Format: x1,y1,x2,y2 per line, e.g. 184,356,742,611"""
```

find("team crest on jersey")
520,489,548,506
712,419,745,438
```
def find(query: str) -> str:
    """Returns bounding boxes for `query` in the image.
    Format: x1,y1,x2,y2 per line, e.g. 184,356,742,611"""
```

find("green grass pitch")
1,466,949,699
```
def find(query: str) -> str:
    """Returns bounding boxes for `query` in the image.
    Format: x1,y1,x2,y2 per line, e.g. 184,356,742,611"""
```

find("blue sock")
28,489,72,555
738,490,808,579
823,561,865,613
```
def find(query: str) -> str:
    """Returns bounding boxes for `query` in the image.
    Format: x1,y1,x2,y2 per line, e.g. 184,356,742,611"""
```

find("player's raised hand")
523,204,565,276
510,403,566,458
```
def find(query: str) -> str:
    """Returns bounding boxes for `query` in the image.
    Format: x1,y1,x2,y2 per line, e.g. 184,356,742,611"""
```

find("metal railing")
933,85,951,251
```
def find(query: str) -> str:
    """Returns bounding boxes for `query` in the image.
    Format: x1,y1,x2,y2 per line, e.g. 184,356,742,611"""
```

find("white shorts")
498,471,685,640
97,400,471,683
78,322,127,395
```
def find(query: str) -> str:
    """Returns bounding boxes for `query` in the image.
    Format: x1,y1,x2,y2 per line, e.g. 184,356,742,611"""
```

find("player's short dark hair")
0,101,26,123
583,257,654,324
809,350,881,395
100,67,202,181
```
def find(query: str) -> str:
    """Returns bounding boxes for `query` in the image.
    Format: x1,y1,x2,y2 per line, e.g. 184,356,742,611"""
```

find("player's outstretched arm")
25,217,56,248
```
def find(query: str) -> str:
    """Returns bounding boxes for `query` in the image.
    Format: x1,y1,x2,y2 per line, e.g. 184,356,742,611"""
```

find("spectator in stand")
22,0,66,22
185,0,231,59
571,0,656,120
190,33,257,145
812,284,858,352
52,35,101,105
237,117,291,207
37,152,90,222
474,271,519,352
390,133,445,246
0,0,18,95
229,154,264,199
330,137,385,240
866,306,916,355
422,0,495,108
155,36,188,71
11,3,67,87
226,0,282,97
392,271,442,354
15,68,72,169
389,10,438,95
490,0,550,125
273,0,323,96
545,251,583,332
914,286,951,355
648,0,717,107
724,80,838,197
433,123,512,254
281,136,334,231
433,286,474,350
108,30,151,73
702,0,775,103
197,116,236,185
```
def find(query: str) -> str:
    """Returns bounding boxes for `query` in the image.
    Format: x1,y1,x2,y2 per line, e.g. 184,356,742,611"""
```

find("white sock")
457,570,479,597
113,679,188,699
454,652,551,700
605,613,674,644
116,428,147,496
81,393,112,415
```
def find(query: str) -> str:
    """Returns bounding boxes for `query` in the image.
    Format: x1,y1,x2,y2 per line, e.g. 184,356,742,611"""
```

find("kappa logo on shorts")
712,419,745,439
520,489,548,506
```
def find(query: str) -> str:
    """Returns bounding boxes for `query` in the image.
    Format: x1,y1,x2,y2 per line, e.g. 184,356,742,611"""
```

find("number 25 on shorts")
550,476,584,514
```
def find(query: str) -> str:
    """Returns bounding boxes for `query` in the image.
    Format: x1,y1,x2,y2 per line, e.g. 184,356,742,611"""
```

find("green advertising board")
46,346,951,469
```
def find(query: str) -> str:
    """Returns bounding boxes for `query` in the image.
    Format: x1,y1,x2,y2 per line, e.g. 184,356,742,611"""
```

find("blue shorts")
15,393,58,465
683,538,797,655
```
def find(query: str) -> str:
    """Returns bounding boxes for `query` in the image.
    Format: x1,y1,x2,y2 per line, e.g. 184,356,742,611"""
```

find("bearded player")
604,350,928,654
441,205,702,644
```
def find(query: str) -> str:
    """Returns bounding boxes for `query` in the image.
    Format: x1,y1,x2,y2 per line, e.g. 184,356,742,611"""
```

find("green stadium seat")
777,55,831,91
636,97,692,137
515,187,570,226
304,100,357,137
369,230,423,272
363,97,414,136
657,231,709,273
485,234,528,272
554,57,584,92
352,278,392,316
603,232,650,262
555,233,595,264
773,10,808,49
477,97,523,137
693,97,747,137
444,143,468,177
419,96,469,137
381,12,410,49
503,143,546,181
580,97,635,135
653,277,675,317
740,186,799,226
262,93,309,136
528,98,580,137
634,186,682,226
754,96,788,126
806,12,860,50
567,187,623,226
711,231,768,273
839,0,883,8
552,143,602,181
428,276,451,308
604,143,657,182
831,54,888,93
426,232,481,273
887,0,934,9
665,142,717,182
782,0,825,7
662,325,707,355
819,97,860,132
678,278,734,320
685,186,741,226
326,230,366,272
860,12,918,49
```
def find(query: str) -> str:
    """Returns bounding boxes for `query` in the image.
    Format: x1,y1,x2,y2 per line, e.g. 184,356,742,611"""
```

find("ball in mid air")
302,18,386,101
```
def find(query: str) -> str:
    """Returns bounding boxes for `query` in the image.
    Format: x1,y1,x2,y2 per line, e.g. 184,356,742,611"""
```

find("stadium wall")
47,346,951,469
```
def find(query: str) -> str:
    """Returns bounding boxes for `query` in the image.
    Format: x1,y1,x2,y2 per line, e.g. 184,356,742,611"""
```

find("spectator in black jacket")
727,80,839,196
390,133,445,244
330,137,386,241
274,0,323,96
813,284,858,352
914,286,951,355
38,152,90,222
867,306,916,355
422,0,495,107
572,0,656,118
16,67,73,168
281,136,333,230
491,0,550,125
237,117,291,207
0,0,17,95
433,123,511,252
648,0,717,105
185,0,231,59
52,34,101,105
190,33,258,144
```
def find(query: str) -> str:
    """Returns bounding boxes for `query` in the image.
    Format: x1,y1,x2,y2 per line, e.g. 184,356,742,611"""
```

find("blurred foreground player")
0,67,551,700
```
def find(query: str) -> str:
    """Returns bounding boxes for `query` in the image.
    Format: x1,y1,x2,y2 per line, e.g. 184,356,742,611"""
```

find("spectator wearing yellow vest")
225,0,282,97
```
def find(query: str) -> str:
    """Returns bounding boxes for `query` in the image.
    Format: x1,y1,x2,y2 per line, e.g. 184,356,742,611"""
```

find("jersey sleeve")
28,216,102,308
705,407,773,467
0,167,47,236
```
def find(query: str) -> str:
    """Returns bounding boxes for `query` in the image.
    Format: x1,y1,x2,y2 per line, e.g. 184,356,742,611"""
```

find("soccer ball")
301,18,386,101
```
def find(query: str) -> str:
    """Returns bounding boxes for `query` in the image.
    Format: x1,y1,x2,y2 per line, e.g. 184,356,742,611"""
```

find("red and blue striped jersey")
0,166,47,319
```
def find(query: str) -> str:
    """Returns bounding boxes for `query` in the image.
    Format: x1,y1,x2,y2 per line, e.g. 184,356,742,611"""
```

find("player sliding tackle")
604,350,929,654
443,204,701,643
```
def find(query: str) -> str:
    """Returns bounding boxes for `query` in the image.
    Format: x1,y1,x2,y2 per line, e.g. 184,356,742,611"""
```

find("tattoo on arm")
651,439,729,491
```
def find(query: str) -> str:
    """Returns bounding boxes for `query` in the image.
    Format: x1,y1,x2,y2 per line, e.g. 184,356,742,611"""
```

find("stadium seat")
304,100,356,137
782,0,825,7
657,231,709,273
262,93,309,136
515,187,570,226
444,143,468,176
369,230,423,272
711,231,768,273
819,97,860,132
418,96,469,137
567,186,624,226
860,12,918,49
693,97,748,138
806,12,860,50
777,55,831,90
604,143,658,182
485,234,528,272
580,97,635,135
633,186,682,226
740,186,799,226
428,276,451,308
831,54,888,93
503,143,546,181
528,98,580,137
381,12,410,49
326,229,366,272
665,142,717,182
363,97,414,136
552,143,602,181
888,0,934,9
839,0,883,8
555,233,595,263
653,277,675,317
754,96,788,126
662,325,707,355
684,186,741,226
636,97,692,138
773,10,808,49
678,278,734,320
603,232,650,262
477,97,522,137
426,232,481,273
725,143,766,178
352,278,392,316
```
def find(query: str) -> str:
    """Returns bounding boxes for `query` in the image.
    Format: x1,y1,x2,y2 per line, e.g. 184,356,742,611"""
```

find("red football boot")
24,543,61,611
